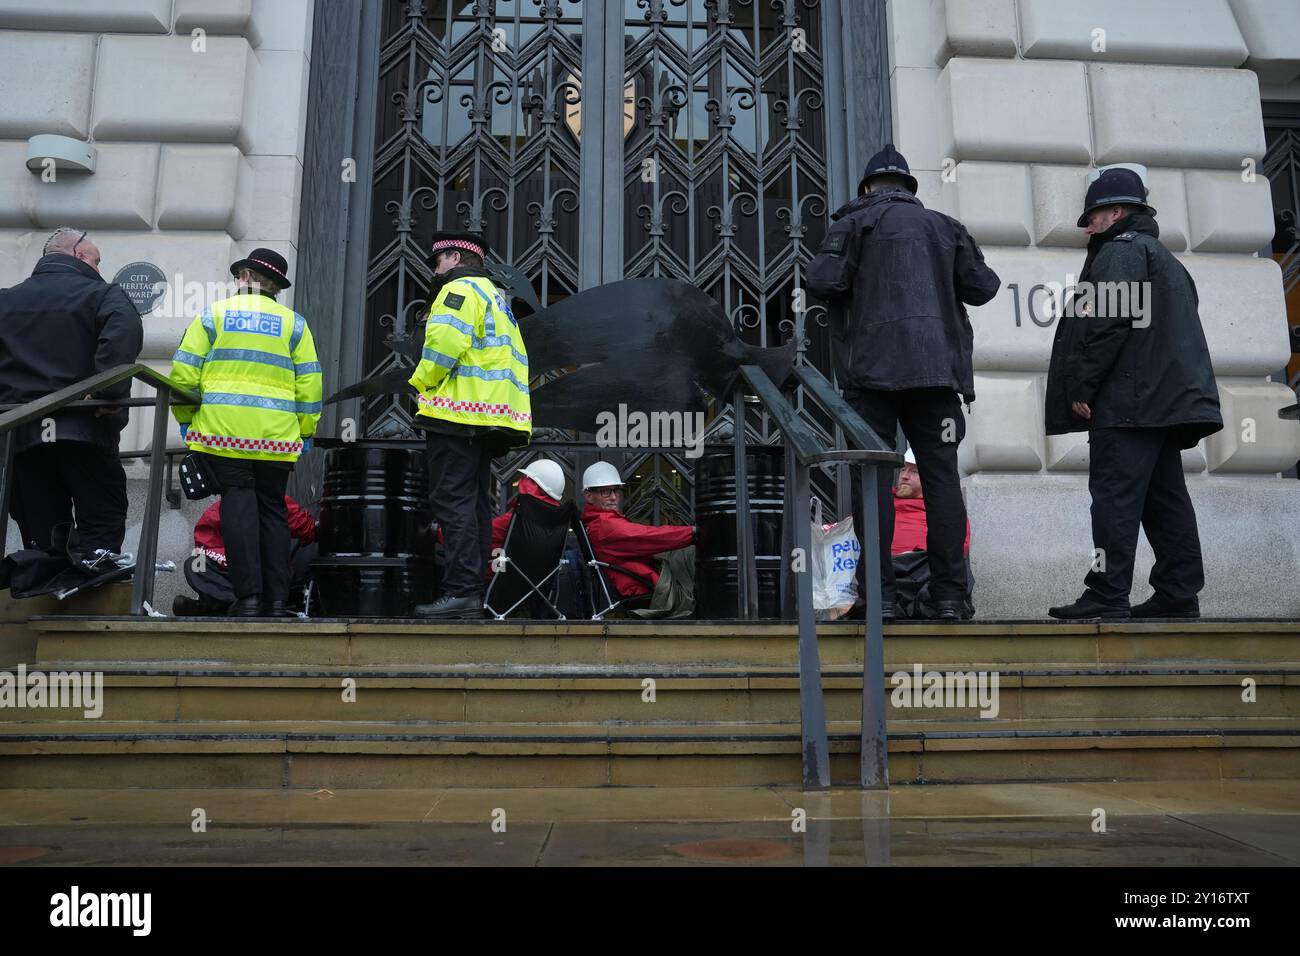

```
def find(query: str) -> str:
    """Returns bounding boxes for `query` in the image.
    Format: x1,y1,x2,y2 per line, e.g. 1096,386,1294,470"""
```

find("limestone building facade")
1,0,1298,616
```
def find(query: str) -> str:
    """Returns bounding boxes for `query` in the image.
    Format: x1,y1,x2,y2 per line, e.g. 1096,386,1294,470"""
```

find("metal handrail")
2,359,897,790
0,363,200,616
732,361,899,791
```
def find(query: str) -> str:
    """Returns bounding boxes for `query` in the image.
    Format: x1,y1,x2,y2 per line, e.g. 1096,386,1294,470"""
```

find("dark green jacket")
1044,214,1222,448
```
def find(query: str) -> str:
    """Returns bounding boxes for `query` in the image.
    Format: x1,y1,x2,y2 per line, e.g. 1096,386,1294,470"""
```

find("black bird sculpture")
324,275,796,434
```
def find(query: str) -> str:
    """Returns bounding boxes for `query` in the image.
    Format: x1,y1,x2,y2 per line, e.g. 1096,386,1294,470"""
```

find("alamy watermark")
595,403,706,459
133,272,244,322
0,664,103,719
50,886,150,936
1036,274,1151,329
890,664,1000,718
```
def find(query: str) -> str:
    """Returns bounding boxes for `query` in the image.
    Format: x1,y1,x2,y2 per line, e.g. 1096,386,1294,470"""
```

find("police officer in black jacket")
806,145,1001,621
0,228,144,559
1045,168,1222,620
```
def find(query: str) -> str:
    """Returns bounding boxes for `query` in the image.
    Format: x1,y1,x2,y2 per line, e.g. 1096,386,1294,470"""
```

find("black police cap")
857,143,919,195
1077,167,1156,227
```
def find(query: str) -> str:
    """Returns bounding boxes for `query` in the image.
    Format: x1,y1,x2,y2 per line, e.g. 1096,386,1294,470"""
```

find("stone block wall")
0,0,313,457
887,0,1300,616
0,0,312,602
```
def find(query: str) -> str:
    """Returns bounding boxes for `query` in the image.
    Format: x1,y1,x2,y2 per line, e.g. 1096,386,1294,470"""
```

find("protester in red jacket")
436,460,567,568
891,452,971,556
175,496,317,616
194,496,316,567
580,461,694,598
489,474,561,554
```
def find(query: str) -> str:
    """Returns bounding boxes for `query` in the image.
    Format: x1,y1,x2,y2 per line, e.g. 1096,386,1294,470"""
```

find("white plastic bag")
811,516,860,620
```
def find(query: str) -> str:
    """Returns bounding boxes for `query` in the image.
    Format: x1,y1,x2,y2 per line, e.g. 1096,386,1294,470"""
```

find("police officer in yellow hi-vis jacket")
170,249,322,618
409,232,531,619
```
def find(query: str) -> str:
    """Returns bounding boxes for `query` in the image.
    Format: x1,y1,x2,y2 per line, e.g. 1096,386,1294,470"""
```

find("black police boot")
935,600,964,621
228,596,264,617
1129,594,1200,619
266,600,298,619
414,591,485,620
1048,595,1130,621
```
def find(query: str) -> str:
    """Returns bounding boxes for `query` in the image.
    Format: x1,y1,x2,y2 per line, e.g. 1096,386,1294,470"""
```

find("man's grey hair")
43,226,87,255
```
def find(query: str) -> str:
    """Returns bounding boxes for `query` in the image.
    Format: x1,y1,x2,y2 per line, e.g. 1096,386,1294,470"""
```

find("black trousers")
185,544,317,611
846,387,969,604
425,431,493,596
9,440,128,553
201,454,292,603
1084,427,1204,606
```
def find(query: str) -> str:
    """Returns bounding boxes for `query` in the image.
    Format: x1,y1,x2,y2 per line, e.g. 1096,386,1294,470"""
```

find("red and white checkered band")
249,258,287,280
187,429,303,454
418,393,531,424
430,238,485,258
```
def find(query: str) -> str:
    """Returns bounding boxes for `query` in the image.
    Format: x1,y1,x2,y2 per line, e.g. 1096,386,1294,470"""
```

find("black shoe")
266,601,299,619
228,596,264,617
1048,595,1130,620
414,592,485,620
78,548,133,574
1129,595,1200,619
172,595,205,617
848,602,901,622
935,600,964,621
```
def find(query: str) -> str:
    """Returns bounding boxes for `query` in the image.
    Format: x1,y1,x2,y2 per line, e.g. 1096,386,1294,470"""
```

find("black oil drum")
311,445,438,616
694,446,784,619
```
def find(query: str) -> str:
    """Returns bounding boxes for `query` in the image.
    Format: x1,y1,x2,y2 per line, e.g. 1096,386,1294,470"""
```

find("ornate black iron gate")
302,0,890,519
1262,101,1300,478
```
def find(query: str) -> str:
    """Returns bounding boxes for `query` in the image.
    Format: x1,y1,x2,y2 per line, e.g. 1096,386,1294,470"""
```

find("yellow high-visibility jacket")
169,293,322,462
409,274,532,437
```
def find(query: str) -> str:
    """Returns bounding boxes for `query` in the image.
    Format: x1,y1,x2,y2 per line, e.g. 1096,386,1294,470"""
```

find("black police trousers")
1083,426,1204,607
201,454,293,603
846,387,969,605
9,440,128,553
425,431,493,596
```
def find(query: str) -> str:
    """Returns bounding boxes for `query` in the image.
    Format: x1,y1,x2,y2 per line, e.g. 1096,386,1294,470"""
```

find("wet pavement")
0,780,1296,865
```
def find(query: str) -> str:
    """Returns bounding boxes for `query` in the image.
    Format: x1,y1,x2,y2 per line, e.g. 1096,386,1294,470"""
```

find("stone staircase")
1,617,1297,788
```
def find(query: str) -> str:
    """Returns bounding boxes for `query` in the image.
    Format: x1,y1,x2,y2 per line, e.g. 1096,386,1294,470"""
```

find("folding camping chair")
483,494,578,620
572,518,657,620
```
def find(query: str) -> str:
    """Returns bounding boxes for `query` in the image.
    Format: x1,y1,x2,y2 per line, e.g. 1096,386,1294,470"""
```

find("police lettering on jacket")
169,294,322,462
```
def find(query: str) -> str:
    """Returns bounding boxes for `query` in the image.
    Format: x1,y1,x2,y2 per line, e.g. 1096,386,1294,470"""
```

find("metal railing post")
859,462,889,789
0,431,13,563
130,385,172,616
780,379,800,622
732,386,754,620
780,439,795,619
793,458,831,790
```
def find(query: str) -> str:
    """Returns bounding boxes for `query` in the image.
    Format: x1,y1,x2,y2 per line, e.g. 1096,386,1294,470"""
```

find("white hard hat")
582,461,624,490
518,459,565,502
903,446,916,466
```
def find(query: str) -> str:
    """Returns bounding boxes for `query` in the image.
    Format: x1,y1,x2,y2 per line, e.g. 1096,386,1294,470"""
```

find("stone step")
28,617,1300,669
2,717,1296,788
0,666,1294,723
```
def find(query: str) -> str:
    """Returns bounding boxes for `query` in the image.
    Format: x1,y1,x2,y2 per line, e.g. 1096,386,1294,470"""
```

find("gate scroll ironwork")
360,0,846,525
